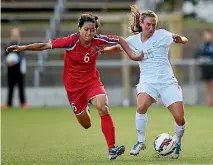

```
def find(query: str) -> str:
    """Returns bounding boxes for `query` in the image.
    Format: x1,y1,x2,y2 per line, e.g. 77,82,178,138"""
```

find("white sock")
136,112,148,143
174,122,186,144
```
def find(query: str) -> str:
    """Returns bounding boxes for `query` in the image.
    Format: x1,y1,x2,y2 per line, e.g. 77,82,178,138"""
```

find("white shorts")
136,83,183,107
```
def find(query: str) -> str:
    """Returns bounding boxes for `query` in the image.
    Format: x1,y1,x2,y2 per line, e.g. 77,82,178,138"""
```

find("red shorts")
66,84,106,115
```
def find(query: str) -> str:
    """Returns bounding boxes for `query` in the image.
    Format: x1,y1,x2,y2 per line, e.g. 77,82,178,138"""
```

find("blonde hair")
129,5,158,34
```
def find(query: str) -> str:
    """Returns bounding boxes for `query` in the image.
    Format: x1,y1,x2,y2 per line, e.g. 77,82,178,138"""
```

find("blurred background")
1,0,213,107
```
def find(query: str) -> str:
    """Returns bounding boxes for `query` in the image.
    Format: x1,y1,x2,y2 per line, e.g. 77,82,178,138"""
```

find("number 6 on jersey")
84,53,90,63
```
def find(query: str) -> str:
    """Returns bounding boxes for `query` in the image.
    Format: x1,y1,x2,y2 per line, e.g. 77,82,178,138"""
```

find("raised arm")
6,42,50,52
172,34,188,44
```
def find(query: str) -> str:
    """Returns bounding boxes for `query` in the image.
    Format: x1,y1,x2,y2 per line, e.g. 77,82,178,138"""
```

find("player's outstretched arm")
172,34,188,44
101,39,143,61
6,42,51,52
101,45,122,54
119,36,143,61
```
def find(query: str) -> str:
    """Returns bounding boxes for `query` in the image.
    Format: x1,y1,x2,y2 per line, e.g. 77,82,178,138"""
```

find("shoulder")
155,29,172,36
94,34,109,40
93,34,119,44
94,34,118,40
126,33,140,40
67,33,79,40
126,33,140,43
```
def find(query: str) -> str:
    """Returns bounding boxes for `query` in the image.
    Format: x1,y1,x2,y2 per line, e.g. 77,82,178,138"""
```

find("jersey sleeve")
159,29,174,47
49,34,77,49
94,34,120,46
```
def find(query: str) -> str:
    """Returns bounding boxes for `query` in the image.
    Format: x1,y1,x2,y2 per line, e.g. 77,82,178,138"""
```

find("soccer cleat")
172,142,181,159
130,142,146,156
108,145,125,160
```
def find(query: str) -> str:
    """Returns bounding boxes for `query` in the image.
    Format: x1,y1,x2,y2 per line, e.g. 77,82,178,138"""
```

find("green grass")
1,106,213,165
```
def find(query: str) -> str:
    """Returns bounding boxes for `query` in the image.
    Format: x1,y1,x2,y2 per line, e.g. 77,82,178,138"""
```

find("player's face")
140,17,157,38
79,22,96,42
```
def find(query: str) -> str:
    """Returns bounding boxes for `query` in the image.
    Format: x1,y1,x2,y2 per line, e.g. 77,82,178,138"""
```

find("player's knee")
81,123,91,129
77,112,92,129
78,119,91,129
137,104,148,114
175,116,185,126
97,104,109,116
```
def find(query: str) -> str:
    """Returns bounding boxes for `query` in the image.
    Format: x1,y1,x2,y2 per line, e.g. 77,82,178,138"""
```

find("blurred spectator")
194,29,213,106
2,28,28,109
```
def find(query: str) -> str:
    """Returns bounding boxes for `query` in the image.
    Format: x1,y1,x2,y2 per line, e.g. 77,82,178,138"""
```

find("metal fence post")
121,18,131,106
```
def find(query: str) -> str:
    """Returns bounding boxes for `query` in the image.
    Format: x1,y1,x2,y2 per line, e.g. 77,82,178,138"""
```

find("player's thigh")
168,101,185,126
136,83,157,113
88,85,108,116
66,90,91,129
160,84,185,125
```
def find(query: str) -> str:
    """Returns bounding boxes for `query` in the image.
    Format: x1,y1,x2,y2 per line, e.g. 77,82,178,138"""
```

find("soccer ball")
154,133,176,156
6,52,19,65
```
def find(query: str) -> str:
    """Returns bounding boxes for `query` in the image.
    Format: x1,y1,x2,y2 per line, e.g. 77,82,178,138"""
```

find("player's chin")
148,32,154,37
85,37,93,42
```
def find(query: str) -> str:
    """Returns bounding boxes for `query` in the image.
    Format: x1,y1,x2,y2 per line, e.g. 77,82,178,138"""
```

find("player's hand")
6,45,26,52
172,34,182,43
131,51,144,61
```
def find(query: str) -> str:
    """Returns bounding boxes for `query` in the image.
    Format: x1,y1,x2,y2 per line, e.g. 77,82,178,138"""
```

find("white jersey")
125,29,178,85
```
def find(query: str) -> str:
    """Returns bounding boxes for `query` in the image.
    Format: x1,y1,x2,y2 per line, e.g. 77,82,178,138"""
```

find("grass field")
1,106,213,165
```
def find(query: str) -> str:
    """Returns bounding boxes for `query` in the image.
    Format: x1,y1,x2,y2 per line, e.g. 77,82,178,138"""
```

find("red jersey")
50,33,120,92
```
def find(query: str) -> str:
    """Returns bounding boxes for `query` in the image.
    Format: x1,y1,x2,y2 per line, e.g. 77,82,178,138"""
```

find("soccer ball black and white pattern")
154,133,176,156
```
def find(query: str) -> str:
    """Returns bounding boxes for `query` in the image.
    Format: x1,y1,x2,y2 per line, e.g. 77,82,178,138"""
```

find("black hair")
78,13,100,29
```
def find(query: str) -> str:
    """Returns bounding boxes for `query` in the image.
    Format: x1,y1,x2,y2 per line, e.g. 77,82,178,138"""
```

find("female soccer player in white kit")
101,5,188,158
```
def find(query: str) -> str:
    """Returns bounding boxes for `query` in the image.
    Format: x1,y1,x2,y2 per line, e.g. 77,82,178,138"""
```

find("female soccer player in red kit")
7,13,142,160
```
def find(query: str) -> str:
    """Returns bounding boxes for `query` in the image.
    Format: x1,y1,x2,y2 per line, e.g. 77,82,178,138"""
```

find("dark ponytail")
94,15,100,29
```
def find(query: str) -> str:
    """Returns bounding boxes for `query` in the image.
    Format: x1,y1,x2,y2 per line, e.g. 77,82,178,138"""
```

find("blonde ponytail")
129,5,142,34
128,5,158,34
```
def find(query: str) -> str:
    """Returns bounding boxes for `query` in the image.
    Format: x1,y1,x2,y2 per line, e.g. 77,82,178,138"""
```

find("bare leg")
91,95,115,150
91,95,125,160
168,101,186,158
75,106,91,129
130,93,155,156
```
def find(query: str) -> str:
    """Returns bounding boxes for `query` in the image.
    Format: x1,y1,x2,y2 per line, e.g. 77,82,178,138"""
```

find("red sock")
101,114,115,151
